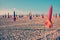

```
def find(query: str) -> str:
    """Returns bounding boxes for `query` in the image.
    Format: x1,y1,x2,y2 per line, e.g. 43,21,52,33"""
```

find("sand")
0,15,60,40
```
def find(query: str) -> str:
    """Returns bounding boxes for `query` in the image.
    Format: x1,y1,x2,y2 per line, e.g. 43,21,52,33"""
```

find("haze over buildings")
0,0,60,15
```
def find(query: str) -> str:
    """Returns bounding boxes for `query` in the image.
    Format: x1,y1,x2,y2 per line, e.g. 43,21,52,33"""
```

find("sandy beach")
0,15,60,40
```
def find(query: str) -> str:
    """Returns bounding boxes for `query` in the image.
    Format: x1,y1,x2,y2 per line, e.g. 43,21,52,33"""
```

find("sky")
0,0,60,15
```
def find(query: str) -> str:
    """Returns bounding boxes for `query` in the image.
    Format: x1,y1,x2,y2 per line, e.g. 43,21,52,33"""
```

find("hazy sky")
0,0,60,15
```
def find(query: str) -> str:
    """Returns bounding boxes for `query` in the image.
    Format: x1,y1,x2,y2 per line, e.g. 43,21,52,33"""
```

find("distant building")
36,14,39,17
5,14,6,18
59,14,60,18
53,14,57,18
8,13,9,18
55,14,57,18
29,12,32,20
19,15,23,18
13,11,16,21
41,14,44,18
2,15,4,18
